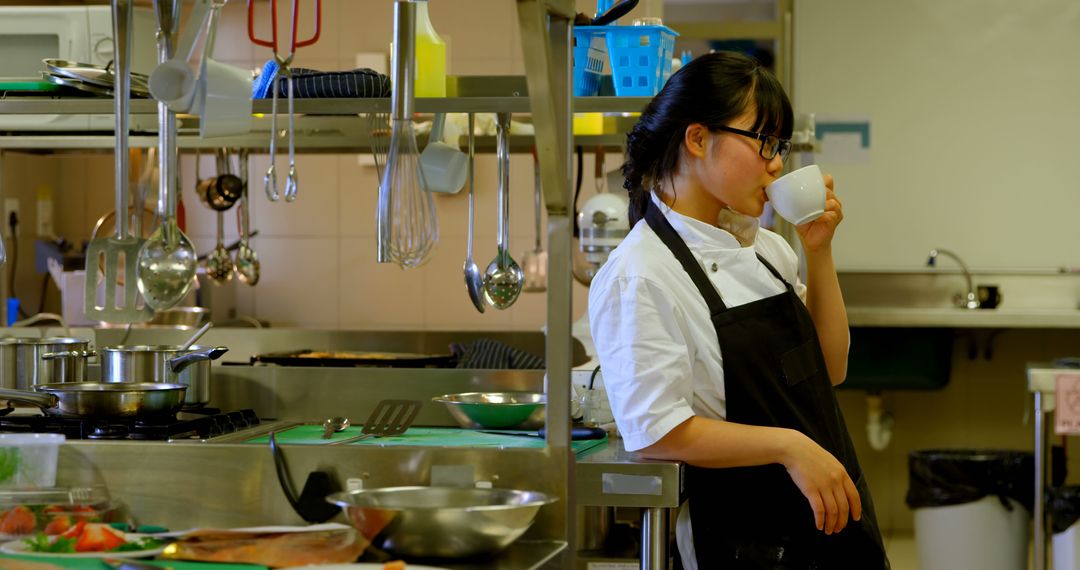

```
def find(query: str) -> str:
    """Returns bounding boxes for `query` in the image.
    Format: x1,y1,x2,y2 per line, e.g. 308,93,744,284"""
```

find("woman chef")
588,51,889,569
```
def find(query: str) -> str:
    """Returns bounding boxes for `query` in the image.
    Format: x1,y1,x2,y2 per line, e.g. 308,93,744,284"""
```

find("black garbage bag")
905,449,1034,512
1049,486,1080,534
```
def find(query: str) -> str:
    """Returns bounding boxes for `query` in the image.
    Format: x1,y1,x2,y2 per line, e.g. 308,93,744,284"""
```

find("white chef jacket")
587,194,807,568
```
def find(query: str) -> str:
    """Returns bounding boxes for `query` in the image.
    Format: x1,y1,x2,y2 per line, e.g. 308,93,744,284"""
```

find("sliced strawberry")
73,523,126,552
60,519,86,539
0,506,36,535
42,515,72,535
41,505,66,516
70,505,100,523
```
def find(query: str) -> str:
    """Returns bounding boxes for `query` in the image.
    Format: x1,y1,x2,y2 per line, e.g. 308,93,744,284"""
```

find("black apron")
644,202,888,569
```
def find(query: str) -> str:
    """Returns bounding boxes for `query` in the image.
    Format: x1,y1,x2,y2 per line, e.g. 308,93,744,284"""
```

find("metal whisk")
366,112,392,180
377,0,438,268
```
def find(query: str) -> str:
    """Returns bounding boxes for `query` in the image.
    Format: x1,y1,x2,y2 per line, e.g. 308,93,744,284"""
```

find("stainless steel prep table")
1028,362,1071,570
577,436,684,569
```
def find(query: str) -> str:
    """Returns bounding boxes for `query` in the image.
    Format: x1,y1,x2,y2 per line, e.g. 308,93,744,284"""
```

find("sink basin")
843,327,953,391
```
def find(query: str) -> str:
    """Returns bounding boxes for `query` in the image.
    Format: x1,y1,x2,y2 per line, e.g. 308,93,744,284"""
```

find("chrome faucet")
927,248,980,309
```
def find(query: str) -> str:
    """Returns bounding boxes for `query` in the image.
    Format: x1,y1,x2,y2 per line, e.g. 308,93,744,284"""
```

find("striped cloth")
253,59,391,99
450,338,546,370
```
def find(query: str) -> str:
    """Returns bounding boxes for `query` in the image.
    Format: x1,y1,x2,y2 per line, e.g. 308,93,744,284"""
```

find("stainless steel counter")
12,329,683,568
49,430,680,570
577,437,683,569
56,440,570,569
849,306,1080,328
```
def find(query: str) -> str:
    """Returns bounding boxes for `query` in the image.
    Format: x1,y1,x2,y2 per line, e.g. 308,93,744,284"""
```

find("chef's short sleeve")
588,275,696,452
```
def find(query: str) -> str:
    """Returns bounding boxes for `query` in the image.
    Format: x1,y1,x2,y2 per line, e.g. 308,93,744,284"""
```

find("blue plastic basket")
605,25,678,96
573,27,607,96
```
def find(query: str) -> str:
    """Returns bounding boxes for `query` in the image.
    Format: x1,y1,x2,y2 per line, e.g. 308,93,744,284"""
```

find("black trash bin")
1048,486,1080,568
905,449,1033,570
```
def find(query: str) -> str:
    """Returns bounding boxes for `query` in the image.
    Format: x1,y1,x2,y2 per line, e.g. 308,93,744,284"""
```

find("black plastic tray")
250,349,456,368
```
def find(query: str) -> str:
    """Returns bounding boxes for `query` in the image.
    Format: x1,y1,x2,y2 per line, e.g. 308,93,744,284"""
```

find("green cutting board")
248,426,608,456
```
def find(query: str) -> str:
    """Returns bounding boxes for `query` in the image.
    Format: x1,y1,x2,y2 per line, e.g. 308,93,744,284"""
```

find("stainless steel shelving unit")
0,97,646,152
0,96,652,115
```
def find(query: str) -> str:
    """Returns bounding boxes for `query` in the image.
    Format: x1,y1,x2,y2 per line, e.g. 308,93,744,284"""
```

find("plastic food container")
0,434,65,488
0,485,119,538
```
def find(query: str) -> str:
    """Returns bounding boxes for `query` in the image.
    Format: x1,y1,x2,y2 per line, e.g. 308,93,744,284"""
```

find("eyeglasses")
716,125,792,161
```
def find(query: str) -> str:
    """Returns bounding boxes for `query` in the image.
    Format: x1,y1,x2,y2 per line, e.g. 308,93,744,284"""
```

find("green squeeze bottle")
414,0,447,98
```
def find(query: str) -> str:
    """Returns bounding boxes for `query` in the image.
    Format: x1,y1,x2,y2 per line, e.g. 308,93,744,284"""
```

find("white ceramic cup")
420,113,468,194
765,164,827,225
198,58,252,138
147,0,211,114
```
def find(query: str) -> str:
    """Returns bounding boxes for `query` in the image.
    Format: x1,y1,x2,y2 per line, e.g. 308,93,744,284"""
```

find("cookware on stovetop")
41,345,227,409
101,345,226,409
0,383,187,419
0,337,91,390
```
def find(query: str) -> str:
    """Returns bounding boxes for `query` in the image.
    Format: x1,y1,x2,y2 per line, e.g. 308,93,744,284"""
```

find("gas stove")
0,408,262,441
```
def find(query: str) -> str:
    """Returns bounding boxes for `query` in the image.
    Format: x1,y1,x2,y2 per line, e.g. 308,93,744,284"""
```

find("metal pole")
1034,390,1046,570
640,507,668,570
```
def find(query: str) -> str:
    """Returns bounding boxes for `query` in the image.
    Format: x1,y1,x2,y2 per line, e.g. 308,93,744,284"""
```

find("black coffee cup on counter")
977,285,1002,309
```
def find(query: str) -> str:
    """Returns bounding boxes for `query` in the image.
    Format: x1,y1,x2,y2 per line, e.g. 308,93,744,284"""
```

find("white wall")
795,0,1080,271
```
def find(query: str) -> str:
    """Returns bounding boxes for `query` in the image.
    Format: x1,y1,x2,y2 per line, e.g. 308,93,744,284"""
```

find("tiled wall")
8,0,661,329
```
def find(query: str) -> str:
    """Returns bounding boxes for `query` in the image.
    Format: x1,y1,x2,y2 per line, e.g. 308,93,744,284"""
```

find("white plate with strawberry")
0,522,167,558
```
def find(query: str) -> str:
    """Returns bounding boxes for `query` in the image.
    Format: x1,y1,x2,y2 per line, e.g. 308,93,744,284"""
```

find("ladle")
179,321,212,351
482,112,524,309
234,149,260,285
463,113,485,313
321,416,350,439
205,150,235,284
521,147,547,292
138,0,198,311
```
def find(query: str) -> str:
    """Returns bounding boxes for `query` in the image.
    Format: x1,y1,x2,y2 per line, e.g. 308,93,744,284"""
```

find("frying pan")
0,383,187,419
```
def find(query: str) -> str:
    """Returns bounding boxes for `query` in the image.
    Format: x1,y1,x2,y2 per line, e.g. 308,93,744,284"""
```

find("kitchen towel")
253,60,391,99
450,338,545,369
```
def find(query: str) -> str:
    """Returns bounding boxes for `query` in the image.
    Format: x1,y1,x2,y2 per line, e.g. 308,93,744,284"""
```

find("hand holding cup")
765,165,843,252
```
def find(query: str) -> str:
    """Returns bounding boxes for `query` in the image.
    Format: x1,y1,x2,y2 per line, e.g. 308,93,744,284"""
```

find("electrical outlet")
3,198,18,237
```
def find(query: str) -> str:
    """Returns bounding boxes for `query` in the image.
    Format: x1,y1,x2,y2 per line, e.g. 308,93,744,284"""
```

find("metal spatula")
83,0,151,324
327,399,422,445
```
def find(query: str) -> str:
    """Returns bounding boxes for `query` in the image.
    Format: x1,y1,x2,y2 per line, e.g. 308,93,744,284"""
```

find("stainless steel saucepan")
102,345,225,409
0,383,187,418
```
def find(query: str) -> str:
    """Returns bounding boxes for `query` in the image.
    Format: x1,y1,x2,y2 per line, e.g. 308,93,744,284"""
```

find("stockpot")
100,345,227,409
0,337,90,389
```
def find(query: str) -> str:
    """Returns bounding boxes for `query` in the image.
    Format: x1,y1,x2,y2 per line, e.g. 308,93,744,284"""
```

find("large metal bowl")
149,307,209,328
326,486,556,559
433,392,546,430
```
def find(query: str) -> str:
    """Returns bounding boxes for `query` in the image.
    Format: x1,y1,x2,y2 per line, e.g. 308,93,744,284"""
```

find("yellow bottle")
414,0,446,98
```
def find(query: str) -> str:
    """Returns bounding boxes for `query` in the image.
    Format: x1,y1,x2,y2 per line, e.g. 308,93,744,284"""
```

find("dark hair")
623,51,794,225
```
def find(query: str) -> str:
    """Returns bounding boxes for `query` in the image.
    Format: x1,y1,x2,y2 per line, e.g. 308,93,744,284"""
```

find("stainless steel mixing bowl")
432,391,546,430
326,486,556,559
